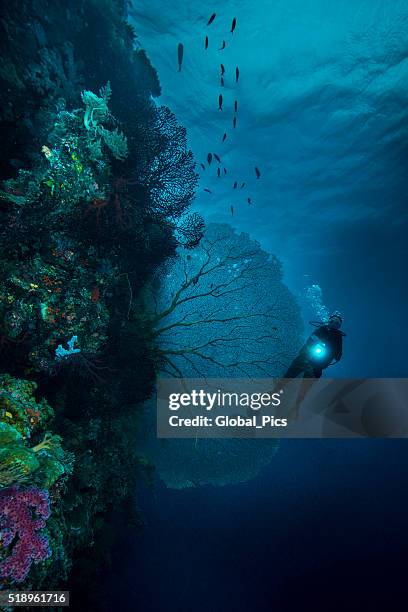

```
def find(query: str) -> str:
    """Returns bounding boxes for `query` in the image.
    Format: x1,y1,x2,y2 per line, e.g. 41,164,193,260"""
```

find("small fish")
200,163,206,170
240,182,245,188
234,100,238,113
177,43,184,72
221,64,225,76
207,153,213,165
230,205,234,216
217,167,221,177
235,67,240,83
205,36,209,50
255,166,261,179
204,188,212,193
221,77,224,87
233,181,238,189
218,94,223,110
231,17,237,34
247,197,252,204
219,40,226,50
213,153,221,163
233,116,237,128
207,13,216,25
224,167,227,175
222,132,227,142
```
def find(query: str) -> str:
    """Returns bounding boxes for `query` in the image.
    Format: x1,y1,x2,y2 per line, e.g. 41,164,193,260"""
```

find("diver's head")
328,311,343,330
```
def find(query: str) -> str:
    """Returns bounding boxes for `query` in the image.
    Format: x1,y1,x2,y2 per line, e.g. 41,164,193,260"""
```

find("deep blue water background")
108,439,408,611
102,2,408,609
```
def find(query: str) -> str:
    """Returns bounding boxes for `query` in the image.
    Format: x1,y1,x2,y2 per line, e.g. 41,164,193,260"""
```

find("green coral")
81,82,128,160
32,433,75,489
0,443,40,486
81,85,110,130
0,428,72,489
1,82,127,219
0,423,37,485
98,126,128,160
0,421,23,446
0,376,74,489
0,374,53,438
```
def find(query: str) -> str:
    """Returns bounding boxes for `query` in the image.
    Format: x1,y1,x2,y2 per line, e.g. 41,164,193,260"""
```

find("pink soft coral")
0,485,51,582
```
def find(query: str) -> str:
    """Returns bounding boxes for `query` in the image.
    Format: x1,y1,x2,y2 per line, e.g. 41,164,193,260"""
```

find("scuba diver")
284,311,345,379
280,311,346,417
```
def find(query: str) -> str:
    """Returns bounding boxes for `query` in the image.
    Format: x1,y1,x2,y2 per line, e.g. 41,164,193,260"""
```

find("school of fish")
177,13,262,216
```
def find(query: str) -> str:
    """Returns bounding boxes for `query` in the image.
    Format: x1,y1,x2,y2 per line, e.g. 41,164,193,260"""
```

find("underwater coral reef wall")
0,0,200,605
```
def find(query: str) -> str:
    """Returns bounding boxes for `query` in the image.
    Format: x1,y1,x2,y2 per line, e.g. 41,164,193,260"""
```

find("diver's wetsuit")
284,324,344,379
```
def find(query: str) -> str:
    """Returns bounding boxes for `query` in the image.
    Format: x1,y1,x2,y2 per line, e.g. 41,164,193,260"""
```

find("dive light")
310,341,327,360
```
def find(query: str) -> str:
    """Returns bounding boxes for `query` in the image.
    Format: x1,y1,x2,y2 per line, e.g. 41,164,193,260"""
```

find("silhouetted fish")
205,36,209,50
234,100,238,113
200,163,205,170
218,94,223,110
221,77,224,87
217,167,221,177
233,116,237,128
204,188,212,193
207,153,213,165
222,132,227,142
235,67,240,83
255,167,261,179
221,64,225,76
230,205,234,216
219,40,226,50
207,13,216,25
213,153,221,163
177,43,184,72
233,181,238,189
224,167,227,175
247,197,252,204
231,17,237,34
240,182,245,188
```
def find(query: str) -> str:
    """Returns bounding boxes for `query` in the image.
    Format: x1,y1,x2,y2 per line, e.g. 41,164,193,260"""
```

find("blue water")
108,439,408,610
104,3,408,609
130,0,408,377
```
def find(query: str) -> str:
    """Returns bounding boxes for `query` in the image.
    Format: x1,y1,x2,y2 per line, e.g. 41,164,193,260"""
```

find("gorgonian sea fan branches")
174,212,205,249
149,223,303,378
134,105,198,219
0,486,51,582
